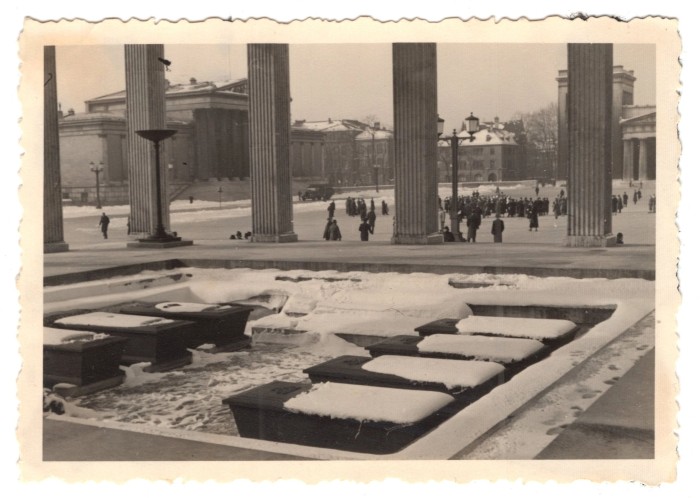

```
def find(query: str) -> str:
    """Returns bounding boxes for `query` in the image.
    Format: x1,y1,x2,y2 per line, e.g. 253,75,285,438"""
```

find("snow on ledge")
417,334,546,363
283,382,454,424
155,302,231,313
43,327,110,345
456,315,576,340
361,355,504,389
56,311,175,329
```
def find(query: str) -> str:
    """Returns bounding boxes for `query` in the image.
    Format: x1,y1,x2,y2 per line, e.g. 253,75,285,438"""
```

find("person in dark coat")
612,195,618,215
359,220,371,241
442,226,455,242
491,213,505,243
466,211,481,243
529,209,539,231
327,201,336,219
623,192,629,207
381,200,389,215
323,218,333,240
367,209,377,234
98,212,110,239
329,220,342,241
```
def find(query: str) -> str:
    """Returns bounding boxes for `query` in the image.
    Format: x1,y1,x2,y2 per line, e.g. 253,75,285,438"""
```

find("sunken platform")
223,380,455,454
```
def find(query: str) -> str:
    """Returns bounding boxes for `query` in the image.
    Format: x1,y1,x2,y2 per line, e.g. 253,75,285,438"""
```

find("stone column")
565,44,615,247
247,44,297,242
622,139,633,181
44,46,69,253
639,139,649,181
391,43,442,245
124,44,169,237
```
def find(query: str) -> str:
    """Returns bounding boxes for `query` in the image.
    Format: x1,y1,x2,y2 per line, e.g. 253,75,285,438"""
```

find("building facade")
557,65,641,180
621,105,656,181
59,78,250,203
437,123,524,183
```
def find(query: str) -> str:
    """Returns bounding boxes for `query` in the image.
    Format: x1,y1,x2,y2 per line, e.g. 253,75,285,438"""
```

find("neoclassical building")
557,65,656,181
620,105,656,181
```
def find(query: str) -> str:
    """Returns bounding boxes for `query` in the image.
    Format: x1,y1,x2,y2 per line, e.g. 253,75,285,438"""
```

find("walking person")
491,213,505,243
529,208,539,232
322,217,333,241
327,200,336,219
98,212,110,239
466,211,481,243
328,219,342,241
359,219,371,241
367,209,377,234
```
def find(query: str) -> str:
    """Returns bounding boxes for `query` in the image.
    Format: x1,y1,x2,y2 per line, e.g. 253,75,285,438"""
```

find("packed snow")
55,311,175,329
417,334,547,363
360,355,505,390
455,315,577,340
43,327,110,346
282,382,455,424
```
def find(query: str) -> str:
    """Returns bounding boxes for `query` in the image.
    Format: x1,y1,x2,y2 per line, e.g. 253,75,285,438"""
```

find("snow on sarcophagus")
454,316,579,348
43,327,128,396
416,316,578,348
366,334,549,379
48,311,195,372
303,355,504,406
115,301,254,351
222,381,455,454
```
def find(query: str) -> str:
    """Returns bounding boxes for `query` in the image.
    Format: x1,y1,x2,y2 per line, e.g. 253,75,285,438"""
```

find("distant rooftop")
87,77,248,103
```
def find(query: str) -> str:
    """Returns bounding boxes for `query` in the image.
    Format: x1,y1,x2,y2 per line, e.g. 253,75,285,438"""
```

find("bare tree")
514,103,558,180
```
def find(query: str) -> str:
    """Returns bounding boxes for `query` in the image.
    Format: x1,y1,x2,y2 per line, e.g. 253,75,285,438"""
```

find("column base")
127,239,194,249
44,242,70,253
251,232,298,243
565,235,617,248
391,233,444,245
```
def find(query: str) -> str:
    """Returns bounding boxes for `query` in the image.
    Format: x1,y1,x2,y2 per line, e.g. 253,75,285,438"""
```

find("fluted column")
391,43,442,245
44,46,69,253
247,44,297,243
565,44,615,247
124,44,169,237
622,139,633,181
639,139,649,181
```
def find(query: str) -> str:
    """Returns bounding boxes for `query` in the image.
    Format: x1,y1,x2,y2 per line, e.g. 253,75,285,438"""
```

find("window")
490,160,495,169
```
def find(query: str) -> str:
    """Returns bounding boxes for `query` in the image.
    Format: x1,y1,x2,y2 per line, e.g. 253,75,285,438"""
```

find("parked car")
302,184,335,201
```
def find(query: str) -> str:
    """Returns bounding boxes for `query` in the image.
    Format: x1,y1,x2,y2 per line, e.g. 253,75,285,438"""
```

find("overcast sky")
56,43,655,131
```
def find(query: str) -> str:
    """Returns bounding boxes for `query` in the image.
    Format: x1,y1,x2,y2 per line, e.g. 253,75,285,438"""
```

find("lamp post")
89,161,104,209
438,113,479,237
135,129,180,242
217,186,223,209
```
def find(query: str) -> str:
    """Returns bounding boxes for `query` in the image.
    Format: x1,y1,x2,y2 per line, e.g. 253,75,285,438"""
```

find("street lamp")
89,161,104,209
438,112,479,237
135,129,180,242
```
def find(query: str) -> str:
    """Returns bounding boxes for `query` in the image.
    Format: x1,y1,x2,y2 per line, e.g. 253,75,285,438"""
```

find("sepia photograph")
12,11,687,490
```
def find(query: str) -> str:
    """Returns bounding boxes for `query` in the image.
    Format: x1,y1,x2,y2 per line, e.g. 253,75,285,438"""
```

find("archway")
488,172,497,182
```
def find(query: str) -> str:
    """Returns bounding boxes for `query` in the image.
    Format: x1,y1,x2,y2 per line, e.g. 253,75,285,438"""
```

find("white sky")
55,43,655,131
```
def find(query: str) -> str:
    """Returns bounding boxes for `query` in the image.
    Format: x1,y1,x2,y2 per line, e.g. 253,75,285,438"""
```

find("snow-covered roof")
355,129,393,141
89,78,248,103
56,311,175,329
283,381,454,423
438,127,519,147
455,316,577,341
294,119,365,133
361,355,505,390
417,334,547,364
60,111,125,122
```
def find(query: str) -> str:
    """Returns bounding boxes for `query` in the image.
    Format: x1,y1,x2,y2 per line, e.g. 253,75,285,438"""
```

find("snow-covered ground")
45,266,654,455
